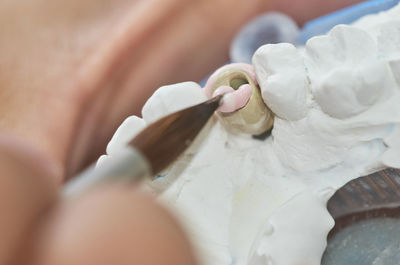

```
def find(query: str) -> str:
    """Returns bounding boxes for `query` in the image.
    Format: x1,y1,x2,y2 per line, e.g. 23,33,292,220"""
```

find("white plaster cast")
98,4,400,265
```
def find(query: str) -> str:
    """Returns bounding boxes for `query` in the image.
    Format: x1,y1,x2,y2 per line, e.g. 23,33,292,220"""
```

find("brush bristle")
130,95,222,175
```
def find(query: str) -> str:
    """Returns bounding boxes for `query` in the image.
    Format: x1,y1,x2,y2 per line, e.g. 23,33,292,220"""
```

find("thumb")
0,133,57,264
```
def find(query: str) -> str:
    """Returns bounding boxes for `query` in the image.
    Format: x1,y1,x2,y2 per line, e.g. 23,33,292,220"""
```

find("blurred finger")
0,134,57,264
24,185,198,265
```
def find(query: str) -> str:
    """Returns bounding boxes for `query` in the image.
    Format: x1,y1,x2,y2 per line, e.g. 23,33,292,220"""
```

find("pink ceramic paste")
203,63,255,113
212,84,252,113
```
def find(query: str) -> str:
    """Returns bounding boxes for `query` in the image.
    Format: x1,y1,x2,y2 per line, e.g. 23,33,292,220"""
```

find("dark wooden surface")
328,168,400,237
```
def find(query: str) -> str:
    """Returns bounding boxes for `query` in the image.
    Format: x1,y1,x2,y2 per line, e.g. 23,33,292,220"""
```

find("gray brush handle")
63,147,152,197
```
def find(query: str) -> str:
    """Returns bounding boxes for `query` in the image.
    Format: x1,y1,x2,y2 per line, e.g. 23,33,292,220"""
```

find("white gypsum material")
97,4,400,265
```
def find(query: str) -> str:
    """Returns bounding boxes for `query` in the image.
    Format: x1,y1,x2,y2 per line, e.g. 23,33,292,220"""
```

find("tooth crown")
206,68,274,135
304,25,387,119
141,81,207,124
106,116,146,156
253,43,310,121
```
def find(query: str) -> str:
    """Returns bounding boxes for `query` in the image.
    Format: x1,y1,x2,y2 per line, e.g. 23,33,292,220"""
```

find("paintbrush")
64,95,223,196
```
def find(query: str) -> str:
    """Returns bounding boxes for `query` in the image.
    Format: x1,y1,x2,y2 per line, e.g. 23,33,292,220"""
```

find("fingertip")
0,133,58,264
0,133,62,184
28,185,198,265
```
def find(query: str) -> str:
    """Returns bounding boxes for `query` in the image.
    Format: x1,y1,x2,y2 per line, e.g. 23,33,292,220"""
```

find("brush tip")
130,95,223,175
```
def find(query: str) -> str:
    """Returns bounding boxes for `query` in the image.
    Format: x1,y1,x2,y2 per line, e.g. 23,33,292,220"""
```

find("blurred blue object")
208,0,400,83
299,0,400,44
230,12,299,63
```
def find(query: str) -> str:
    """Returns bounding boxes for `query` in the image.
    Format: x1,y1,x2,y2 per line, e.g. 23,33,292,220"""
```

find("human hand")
0,0,363,181
0,134,198,265
0,1,366,264
0,0,271,181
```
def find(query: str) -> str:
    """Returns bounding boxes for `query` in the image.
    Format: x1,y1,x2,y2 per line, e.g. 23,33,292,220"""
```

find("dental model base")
98,4,400,265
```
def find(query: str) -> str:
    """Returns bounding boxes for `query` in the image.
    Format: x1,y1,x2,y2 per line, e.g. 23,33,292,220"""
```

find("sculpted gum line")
97,4,400,265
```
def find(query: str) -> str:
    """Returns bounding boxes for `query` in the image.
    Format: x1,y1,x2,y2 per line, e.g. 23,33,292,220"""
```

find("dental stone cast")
98,4,400,265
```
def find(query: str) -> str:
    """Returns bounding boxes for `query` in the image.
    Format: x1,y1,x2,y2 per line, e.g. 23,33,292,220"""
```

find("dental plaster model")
97,4,400,265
